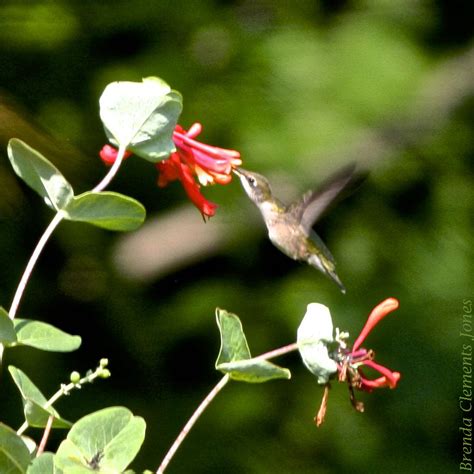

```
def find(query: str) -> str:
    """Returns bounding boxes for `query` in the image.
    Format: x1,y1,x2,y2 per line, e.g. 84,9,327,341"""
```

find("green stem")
93,145,126,193
157,374,230,474
1,147,126,364
8,210,66,321
16,363,109,436
36,415,54,457
156,341,301,473
255,341,299,361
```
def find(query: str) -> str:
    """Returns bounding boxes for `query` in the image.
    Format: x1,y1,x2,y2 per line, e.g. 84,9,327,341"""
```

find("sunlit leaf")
0,306,17,344
8,366,71,429
7,139,73,210
63,191,146,231
217,358,291,383
13,319,81,352
54,407,146,473
215,309,291,383
27,452,54,474
99,76,182,162
0,423,31,474
21,436,37,456
215,308,251,366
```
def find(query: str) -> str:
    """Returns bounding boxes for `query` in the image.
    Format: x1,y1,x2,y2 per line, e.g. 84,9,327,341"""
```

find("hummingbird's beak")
232,168,243,177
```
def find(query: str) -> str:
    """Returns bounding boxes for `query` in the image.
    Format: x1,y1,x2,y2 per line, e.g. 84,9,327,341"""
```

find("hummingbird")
233,165,356,293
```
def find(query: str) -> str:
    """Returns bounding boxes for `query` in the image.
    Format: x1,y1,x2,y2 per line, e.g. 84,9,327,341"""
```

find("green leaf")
12,319,81,352
99,76,183,162
7,139,73,210
8,366,72,429
0,423,31,474
63,191,146,231
27,452,54,474
54,407,146,473
215,308,251,366
217,358,291,383
215,309,291,383
0,306,17,344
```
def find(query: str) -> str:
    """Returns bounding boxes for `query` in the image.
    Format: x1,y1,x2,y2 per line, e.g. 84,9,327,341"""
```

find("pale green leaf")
13,319,81,352
0,423,31,474
55,407,146,473
215,308,251,367
27,452,54,474
217,358,291,383
8,366,71,429
215,309,291,383
99,76,182,161
0,306,17,344
63,191,146,231
7,139,73,210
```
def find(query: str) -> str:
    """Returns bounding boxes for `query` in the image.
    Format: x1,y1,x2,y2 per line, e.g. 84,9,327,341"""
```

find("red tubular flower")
158,123,241,219
171,123,241,186
99,145,133,165
156,152,218,218
333,298,400,416
352,298,399,352
99,123,241,219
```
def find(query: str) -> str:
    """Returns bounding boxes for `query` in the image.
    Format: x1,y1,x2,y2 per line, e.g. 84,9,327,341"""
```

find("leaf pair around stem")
215,308,290,383
7,139,145,232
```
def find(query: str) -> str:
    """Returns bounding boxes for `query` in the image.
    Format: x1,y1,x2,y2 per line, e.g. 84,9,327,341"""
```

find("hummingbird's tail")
328,269,346,294
308,254,346,293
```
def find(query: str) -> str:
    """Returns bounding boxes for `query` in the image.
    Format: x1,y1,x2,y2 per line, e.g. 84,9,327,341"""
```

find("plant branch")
1,148,126,366
255,341,299,361
157,341,300,473
36,415,54,457
93,145,126,192
16,360,110,436
157,374,230,474
8,210,65,322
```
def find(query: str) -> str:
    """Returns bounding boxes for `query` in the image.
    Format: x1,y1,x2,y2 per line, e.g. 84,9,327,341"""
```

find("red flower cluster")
157,123,241,219
99,123,242,219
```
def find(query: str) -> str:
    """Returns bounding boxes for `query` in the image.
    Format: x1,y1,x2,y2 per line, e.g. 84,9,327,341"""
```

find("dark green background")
0,1,472,473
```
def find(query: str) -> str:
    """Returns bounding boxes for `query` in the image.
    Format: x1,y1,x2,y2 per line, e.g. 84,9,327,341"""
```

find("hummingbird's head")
233,168,273,204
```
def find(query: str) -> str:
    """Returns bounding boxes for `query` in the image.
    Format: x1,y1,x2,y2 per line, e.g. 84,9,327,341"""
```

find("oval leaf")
63,191,146,231
0,307,17,344
7,139,73,210
55,407,146,473
13,319,81,352
215,308,251,367
0,423,31,474
99,76,182,161
8,366,71,429
217,358,291,383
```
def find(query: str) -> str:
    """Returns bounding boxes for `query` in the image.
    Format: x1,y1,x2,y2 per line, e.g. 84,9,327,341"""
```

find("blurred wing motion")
287,163,357,233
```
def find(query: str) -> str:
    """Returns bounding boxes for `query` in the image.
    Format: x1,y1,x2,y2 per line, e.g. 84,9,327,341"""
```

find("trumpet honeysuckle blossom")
99,123,242,219
297,298,401,426
338,297,401,394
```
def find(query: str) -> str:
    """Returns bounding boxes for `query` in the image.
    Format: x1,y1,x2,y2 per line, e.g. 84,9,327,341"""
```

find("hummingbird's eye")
248,177,256,187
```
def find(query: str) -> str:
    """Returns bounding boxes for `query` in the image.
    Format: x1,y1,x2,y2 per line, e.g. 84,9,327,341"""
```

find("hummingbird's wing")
287,164,356,234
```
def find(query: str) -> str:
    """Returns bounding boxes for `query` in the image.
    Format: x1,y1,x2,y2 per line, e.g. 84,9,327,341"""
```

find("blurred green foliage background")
0,1,472,473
